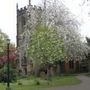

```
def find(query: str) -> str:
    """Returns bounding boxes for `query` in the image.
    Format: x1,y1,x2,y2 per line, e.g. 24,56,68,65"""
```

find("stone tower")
16,1,42,75
17,5,28,75
29,0,31,5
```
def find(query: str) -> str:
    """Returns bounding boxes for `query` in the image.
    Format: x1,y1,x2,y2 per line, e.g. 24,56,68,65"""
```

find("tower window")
22,17,26,26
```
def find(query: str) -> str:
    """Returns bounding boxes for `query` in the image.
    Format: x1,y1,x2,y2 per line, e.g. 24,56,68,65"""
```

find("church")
16,0,89,75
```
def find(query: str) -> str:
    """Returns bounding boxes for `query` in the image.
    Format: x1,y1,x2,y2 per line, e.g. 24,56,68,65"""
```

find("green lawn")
0,76,81,90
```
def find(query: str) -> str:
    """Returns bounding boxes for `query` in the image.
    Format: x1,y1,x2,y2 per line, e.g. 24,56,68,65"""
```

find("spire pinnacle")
16,3,18,10
29,0,31,5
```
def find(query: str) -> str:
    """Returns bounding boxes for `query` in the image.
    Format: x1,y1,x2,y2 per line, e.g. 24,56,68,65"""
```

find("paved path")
43,75,90,90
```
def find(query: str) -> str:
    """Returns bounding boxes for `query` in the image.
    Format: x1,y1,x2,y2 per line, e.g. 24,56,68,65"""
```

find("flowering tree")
0,44,16,67
0,29,16,67
26,0,89,70
0,30,16,82
41,0,89,61
0,44,16,82
28,25,65,77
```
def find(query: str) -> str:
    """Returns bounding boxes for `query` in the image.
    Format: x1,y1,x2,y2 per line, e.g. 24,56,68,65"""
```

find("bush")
35,79,40,85
18,81,23,85
0,66,17,83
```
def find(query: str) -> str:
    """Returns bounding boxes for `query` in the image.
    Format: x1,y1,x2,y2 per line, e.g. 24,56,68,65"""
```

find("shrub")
0,65,17,83
35,79,40,85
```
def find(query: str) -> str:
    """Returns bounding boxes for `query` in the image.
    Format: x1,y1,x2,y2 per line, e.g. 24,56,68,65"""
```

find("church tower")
16,3,28,75
16,0,43,75
29,0,31,5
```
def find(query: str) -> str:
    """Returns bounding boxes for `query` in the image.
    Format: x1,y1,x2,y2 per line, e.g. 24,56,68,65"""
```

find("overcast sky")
0,0,90,45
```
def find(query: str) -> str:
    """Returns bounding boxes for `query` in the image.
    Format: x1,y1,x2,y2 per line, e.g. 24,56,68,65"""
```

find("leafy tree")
0,29,8,56
28,25,65,76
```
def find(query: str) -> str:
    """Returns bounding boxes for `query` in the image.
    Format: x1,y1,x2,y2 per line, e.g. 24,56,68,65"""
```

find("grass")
0,76,81,90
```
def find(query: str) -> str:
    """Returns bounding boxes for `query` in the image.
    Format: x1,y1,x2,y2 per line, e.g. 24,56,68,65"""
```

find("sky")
0,0,90,45
0,0,16,44
61,0,90,39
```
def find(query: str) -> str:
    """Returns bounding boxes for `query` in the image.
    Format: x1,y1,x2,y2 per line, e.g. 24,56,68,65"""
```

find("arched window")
69,60,74,69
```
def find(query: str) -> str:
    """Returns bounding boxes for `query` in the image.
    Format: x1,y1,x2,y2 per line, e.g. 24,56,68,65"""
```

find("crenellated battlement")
17,4,42,16
17,6,27,16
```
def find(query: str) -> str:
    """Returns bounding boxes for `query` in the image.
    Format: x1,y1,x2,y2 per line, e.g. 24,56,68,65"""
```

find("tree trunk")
50,67,55,76
33,64,40,77
46,67,51,80
56,64,61,75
